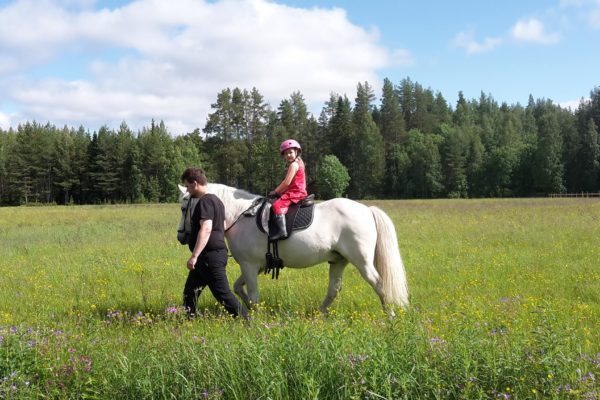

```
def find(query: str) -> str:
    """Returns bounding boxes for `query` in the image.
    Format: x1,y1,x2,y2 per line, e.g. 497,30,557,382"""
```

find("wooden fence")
548,192,600,198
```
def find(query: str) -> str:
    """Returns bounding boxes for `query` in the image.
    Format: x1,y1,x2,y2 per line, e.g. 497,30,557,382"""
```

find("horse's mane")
208,183,261,201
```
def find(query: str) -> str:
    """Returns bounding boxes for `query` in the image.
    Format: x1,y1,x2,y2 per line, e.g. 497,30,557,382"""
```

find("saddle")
255,194,315,238
256,194,315,279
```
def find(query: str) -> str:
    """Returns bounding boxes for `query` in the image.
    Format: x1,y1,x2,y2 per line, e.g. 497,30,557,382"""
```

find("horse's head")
177,184,198,245
177,182,261,243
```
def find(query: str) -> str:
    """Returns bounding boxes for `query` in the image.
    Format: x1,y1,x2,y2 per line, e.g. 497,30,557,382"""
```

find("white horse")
177,183,409,315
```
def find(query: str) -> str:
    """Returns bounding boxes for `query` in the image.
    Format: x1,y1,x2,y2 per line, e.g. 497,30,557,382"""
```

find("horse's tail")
370,206,409,308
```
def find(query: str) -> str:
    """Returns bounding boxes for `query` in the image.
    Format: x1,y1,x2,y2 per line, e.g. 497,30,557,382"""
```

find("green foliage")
316,154,350,199
350,82,385,198
402,129,443,198
2,82,600,203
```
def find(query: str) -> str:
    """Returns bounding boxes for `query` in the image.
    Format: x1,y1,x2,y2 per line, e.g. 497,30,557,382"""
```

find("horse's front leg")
237,262,261,309
233,275,249,308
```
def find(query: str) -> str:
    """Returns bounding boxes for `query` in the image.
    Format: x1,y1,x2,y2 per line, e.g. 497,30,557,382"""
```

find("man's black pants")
182,248,248,319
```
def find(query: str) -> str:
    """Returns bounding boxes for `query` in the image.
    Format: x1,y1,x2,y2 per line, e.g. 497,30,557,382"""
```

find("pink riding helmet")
280,139,302,154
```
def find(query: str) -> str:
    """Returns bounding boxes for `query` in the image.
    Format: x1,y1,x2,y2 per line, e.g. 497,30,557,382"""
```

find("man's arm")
187,219,213,270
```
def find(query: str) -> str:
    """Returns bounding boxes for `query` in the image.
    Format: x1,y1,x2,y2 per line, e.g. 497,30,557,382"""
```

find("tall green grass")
1,199,598,399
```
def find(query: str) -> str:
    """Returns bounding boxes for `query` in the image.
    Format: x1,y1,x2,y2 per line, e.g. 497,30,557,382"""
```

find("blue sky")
0,0,599,134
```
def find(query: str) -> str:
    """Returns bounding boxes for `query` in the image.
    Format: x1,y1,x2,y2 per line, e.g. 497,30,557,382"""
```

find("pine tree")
329,96,354,170
403,129,443,198
379,78,406,146
398,77,416,129
532,104,565,194
439,124,468,198
0,128,18,204
52,126,78,204
351,82,385,198
579,118,599,192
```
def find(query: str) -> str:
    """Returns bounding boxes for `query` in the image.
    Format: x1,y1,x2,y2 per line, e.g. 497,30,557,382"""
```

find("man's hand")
187,256,197,270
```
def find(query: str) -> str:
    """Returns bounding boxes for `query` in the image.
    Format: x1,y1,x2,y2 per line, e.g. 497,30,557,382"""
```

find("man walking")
181,167,248,319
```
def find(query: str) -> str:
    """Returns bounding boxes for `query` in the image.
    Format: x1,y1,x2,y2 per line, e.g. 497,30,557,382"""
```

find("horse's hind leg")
348,254,394,314
319,260,348,314
356,263,398,317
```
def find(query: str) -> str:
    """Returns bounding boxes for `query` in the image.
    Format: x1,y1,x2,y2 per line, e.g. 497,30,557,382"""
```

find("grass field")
0,198,599,399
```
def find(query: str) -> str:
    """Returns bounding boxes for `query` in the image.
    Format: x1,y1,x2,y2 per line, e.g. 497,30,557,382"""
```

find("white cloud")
559,97,590,110
590,4,600,28
511,18,561,44
0,0,404,134
557,0,600,29
0,111,12,130
559,0,587,7
452,31,502,55
389,48,415,66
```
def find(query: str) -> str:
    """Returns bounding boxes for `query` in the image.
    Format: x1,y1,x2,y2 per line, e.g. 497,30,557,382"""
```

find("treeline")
1,78,599,205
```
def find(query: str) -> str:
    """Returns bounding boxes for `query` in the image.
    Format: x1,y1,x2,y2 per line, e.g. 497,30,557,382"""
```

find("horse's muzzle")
177,230,188,245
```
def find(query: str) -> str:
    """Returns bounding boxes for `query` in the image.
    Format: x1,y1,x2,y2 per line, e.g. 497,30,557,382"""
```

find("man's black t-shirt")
188,193,226,253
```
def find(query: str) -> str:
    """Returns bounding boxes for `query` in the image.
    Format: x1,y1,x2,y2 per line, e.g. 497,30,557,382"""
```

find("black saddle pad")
256,199,314,239
268,202,314,235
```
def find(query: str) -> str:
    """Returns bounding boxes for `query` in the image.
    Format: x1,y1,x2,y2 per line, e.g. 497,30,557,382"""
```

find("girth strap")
264,240,284,279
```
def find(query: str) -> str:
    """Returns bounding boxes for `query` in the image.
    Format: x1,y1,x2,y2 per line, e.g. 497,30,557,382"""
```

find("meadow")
0,198,598,399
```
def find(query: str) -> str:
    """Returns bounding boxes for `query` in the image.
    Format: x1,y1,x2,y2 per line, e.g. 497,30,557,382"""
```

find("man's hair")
181,167,208,185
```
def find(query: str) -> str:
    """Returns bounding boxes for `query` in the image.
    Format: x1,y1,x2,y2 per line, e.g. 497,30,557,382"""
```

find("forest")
0,77,599,205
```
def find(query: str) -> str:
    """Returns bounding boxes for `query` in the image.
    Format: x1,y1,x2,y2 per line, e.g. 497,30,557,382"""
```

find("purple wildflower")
582,372,595,383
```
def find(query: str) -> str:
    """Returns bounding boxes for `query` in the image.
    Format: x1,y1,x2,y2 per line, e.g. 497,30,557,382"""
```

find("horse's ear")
178,184,188,195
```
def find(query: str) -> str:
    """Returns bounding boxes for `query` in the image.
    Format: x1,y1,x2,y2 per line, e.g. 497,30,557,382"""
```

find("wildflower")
581,372,595,383
348,354,368,368
490,327,507,335
79,355,93,372
430,337,446,345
